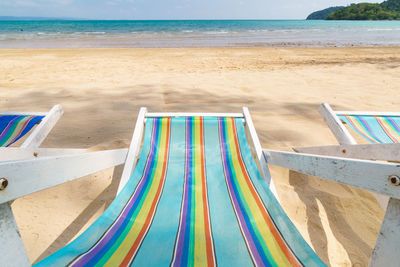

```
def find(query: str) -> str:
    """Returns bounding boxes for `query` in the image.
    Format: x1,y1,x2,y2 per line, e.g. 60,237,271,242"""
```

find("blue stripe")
80,118,162,265
339,115,399,144
181,117,192,266
36,116,326,267
354,116,383,143
132,117,186,266
338,116,376,143
0,115,43,147
9,116,43,146
35,118,155,266
204,117,253,267
234,118,325,266
387,117,400,133
220,118,272,267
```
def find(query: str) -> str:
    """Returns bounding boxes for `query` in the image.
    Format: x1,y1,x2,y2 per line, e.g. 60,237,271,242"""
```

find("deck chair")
0,104,65,262
1,108,399,267
295,103,400,161
295,103,400,209
0,104,128,267
0,105,63,148
0,105,94,161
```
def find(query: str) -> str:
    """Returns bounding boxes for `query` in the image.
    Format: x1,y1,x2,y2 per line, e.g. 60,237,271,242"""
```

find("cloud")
0,0,385,20
0,0,74,7
0,0,38,7
106,0,136,4
54,0,74,5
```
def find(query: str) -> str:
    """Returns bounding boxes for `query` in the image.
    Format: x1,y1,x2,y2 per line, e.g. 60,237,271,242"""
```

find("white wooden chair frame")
0,104,64,150
0,104,128,266
0,107,397,266
295,103,400,162
295,103,400,210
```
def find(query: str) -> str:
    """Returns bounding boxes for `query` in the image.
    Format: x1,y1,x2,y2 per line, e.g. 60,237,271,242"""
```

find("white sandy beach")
1,47,399,266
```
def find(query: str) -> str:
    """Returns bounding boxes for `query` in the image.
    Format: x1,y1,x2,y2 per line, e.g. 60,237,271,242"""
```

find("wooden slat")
117,107,147,194
0,148,128,205
294,143,400,162
319,103,356,145
336,111,400,117
146,112,244,118
319,103,391,209
263,149,400,199
21,104,64,148
0,148,87,161
0,105,64,265
0,202,30,267
0,111,47,116
243,107,280,201
370,197,400,266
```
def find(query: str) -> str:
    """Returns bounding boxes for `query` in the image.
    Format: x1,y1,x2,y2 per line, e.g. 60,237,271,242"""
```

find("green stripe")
0,116,24,146
188,119,196,266
353,116,380,143
95,119,163,266
224,119,277,266
383,117,400,140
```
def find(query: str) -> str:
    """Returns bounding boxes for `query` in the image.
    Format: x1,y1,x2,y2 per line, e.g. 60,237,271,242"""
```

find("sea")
0,20,400,48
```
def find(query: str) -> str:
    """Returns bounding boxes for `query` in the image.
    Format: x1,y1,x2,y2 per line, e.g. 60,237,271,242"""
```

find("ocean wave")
204,31,229,34
1,20,400,48
367,28,400,31
72,31,106,35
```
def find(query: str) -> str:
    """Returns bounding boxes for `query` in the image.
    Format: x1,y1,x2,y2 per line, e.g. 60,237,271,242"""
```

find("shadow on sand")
4,86,376,265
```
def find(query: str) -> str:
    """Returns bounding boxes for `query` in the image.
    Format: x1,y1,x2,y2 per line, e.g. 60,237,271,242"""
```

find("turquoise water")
0,20,400,48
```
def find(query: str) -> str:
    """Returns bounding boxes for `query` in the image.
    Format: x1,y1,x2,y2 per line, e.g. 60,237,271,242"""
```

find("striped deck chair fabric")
36,116,325,267
0,115,44,147
338,115,400,144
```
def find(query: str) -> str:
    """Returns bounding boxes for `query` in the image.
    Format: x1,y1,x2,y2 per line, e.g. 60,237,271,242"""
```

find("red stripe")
375,117,399,143
6,116,33,146
120,118,171,266
230,118,301,267
345,115,377,143
200,117,216,267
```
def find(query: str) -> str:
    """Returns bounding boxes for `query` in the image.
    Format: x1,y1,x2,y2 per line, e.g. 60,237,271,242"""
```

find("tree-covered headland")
307,0,400,20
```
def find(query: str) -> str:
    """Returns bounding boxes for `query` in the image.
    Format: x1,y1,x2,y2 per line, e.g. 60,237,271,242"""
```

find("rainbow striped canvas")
0,115,44,147
338,115,400,144
37,116,325,267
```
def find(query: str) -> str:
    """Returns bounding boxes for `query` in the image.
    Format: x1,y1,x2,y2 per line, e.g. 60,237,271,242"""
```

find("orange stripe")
200,117,215,267
345,115,377,143
230,118,301,267
120,118,171,266
376,117,399,142
6,116,32,146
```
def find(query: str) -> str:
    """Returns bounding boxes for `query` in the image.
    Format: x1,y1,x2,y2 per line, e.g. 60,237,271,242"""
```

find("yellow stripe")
377,117,400,142
3,116,30,146
104,118,169,266
348,116,377,143
194,117,208,265
225,119,291,266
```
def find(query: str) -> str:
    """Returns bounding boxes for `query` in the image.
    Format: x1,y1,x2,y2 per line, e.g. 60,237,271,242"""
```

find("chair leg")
370,197,400,266
0,202,30,267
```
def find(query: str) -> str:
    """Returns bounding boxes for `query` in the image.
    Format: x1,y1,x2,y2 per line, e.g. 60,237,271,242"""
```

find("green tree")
326,3,400,20
381,0,400,13
306,6,345,20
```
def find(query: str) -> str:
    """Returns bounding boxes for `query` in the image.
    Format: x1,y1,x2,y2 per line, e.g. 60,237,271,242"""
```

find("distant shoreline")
1,20,399,48
1,46,400,50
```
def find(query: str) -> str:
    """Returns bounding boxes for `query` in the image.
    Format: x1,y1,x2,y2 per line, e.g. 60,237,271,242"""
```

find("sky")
0,0,380,20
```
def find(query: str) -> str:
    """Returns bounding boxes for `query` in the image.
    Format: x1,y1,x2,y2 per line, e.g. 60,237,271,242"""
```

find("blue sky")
0,0,379,20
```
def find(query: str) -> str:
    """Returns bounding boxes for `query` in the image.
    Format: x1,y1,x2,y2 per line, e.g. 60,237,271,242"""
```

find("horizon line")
0,16,309,21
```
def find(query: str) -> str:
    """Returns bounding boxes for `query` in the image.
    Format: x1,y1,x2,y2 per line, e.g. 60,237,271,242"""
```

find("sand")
1,47,399,266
